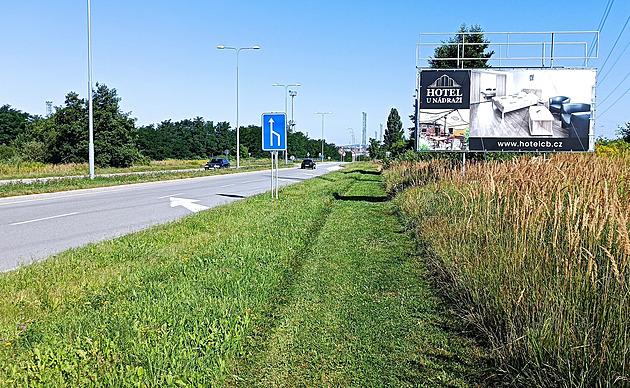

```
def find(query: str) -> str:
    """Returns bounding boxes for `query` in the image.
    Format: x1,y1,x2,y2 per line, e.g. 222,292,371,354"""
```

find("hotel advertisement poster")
417,68,596,152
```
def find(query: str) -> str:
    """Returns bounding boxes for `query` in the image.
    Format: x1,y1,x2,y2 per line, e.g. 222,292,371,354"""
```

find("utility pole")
289,90,297,132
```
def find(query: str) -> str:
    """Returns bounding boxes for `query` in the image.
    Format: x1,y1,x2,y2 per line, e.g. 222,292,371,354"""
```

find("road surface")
0,163,342,272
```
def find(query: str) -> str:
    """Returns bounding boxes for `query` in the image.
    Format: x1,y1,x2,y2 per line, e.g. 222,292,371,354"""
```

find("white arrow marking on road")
169,197,209,213
269,118,281,147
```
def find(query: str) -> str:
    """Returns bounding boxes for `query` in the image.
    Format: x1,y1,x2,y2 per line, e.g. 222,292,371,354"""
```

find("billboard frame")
413,31,599,154
414,67,597,154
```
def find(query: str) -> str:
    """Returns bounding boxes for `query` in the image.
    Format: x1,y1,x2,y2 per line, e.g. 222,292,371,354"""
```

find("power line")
599,69,630,105
598,39,630,84
598,0,615,30
599,84,630,118
590,0,615,57
599,15,630,73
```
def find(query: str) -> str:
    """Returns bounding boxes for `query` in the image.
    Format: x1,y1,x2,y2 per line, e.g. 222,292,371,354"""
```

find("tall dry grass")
386,154,630,386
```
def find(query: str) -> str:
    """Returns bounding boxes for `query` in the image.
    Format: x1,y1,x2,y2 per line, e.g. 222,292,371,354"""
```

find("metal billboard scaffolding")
414,31,599,155
416,31,599,69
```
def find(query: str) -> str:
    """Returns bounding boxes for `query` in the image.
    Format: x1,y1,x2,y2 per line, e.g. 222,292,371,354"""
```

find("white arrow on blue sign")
261,113,286,151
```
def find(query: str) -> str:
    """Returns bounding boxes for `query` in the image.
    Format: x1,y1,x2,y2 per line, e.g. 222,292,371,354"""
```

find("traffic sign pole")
275,151,279,198
262,113,286,199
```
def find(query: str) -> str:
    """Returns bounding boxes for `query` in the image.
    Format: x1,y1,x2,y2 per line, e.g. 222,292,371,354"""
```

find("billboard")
417,68,596,152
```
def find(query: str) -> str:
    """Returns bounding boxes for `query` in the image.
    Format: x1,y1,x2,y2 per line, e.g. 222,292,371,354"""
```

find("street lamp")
346,127,355,145
87,0,94,179
346,127,355,163
273,83,300,164
289,90,297,131
314,112,332,162
217,45,260,169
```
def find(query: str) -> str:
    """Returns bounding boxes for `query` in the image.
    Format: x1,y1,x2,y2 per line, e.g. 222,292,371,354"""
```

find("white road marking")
10,212,79,226
220,184,235,188
0,173,240,207
158,193,183,199
169,197,209,213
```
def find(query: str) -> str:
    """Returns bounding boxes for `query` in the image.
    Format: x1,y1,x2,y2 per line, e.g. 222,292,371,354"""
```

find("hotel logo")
428,75,461,88
420,70,471,109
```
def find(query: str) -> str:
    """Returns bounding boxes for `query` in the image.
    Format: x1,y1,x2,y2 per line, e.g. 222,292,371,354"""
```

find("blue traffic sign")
262,113,286,151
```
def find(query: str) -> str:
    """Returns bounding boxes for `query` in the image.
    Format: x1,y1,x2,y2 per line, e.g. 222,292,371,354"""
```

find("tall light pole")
289,90,297,131
346,127,355,145
315,112,332,162
87,0,94,179
273,83,300,163
346,127,355,163
217,45,260,169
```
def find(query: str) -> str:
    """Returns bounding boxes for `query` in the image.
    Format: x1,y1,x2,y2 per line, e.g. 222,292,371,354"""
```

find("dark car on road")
205,158,230,170
300,159,316,169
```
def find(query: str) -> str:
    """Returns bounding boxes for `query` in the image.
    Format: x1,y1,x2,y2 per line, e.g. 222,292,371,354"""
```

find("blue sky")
1,0,629,146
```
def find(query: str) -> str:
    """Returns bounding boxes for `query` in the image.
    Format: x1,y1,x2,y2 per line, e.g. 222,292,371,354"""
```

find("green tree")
429,24,494,69
16,84,140,167
384,108,405,150
0,105,31,145
92,84,140,167
367,138,385,160
618,122,630,143
51,91,89,164
14,115,59,163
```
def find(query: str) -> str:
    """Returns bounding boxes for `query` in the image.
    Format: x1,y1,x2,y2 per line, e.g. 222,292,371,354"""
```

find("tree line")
0,84,339,167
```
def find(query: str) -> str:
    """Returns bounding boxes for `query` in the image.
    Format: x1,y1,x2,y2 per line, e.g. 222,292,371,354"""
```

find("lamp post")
273,83,300,164
289,90,297,131
346,127,356,162
314,112,332,162
87,0,94,179
217,45,260,169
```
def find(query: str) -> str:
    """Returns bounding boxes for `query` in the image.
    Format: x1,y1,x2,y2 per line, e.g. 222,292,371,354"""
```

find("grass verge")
0,161,295,198
0,163,487,386
0,159,275,180
233,166,488,387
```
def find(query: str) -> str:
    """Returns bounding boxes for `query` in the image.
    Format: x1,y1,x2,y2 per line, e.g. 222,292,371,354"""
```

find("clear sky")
1,0,629,147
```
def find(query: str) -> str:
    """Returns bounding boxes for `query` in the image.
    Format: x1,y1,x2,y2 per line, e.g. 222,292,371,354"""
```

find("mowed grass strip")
0,169,351,386
234,167,488,387
0,164,488,386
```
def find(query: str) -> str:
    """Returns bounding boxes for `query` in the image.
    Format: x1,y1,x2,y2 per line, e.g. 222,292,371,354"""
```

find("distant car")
205,158,230,170
300,159,316,169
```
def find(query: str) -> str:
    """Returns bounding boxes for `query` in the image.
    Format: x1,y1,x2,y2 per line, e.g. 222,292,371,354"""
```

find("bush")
20,141,47,162
0,145,16,162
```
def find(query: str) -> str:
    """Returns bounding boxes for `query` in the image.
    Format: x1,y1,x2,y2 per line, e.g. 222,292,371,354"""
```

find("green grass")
0,160,295,198
233,168,487,387
0,163,487,386
0,159,277,180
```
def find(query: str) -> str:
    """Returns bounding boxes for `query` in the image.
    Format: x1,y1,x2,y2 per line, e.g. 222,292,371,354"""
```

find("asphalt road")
0,163,342,272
